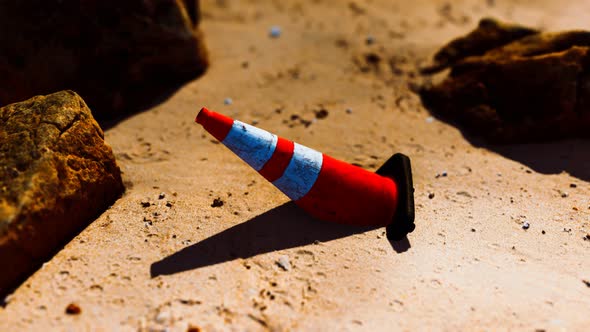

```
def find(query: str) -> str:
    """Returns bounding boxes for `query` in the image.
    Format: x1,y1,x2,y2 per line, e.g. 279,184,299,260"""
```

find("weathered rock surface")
0,0,208,120
0,91,124,295
420,18,590,143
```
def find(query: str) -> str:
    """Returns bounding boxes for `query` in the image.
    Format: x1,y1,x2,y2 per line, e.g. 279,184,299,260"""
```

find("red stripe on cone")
295,155,398,226
258,137,294,182
195,107,234,142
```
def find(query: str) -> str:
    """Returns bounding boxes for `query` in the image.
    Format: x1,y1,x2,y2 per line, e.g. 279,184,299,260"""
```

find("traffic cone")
195,107,415,240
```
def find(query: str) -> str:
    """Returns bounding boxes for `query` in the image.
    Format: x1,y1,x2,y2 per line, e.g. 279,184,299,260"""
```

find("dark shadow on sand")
96,78,190,131
150,202,410,277
389,236,411,253
491,140,590,182
418,95,590,182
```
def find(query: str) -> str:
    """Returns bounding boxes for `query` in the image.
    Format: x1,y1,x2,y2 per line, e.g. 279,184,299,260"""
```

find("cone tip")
195,107,210,124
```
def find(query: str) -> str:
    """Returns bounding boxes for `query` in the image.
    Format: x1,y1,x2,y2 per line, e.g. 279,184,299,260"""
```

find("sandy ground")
2,0,590,330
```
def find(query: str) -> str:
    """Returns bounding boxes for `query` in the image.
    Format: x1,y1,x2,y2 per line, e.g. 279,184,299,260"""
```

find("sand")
1,0,589,330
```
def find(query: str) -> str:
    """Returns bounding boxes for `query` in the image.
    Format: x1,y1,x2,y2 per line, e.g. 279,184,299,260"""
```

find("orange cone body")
196,107,415,239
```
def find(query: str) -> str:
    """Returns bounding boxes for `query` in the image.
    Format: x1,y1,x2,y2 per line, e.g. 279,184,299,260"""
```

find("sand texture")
1,1,589,331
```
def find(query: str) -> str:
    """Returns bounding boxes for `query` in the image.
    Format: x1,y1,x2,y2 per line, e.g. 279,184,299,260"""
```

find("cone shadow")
389,236,411,253
150,202,382,277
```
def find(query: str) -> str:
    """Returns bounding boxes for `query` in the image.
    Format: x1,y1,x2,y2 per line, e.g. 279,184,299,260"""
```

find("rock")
0,91,124,296
421,18,539,73
0,0,208,120
420,18,590,143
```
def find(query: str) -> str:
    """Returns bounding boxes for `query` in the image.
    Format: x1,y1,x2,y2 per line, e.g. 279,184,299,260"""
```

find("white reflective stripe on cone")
272,143,323,200
222,120,278,171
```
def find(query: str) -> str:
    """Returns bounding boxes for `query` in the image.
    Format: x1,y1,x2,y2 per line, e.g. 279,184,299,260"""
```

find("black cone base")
376,153,415,241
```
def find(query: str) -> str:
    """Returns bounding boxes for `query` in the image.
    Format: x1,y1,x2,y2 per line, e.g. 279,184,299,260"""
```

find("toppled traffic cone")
196,107,415,240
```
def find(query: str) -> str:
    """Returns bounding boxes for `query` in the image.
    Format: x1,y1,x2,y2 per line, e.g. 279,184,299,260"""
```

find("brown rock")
420,18,590,142
0,0,208,120
0,91,124,296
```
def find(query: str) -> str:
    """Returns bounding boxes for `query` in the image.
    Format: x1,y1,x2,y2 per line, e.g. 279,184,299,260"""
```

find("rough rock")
420,18,590,143
0,0,208,120
0,91,124,296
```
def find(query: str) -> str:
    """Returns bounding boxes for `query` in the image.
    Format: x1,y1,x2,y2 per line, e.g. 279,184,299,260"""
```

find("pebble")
314,109,329,119
561,192,569,198
269,26,282,38
522,221,530,230
345,108,353,114
223,98,233,105
211,198,224,208
425,116,435,123
156,310,171,324
140,199,151,208
365,35,375,45
276,255,291,271
570,183,577,188
428,192,435,199
65,303,81,315
158,192,165,200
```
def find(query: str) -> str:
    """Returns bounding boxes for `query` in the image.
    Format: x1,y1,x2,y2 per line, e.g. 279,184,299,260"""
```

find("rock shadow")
418,94,590,182
151,202,390,277
490,140,590,182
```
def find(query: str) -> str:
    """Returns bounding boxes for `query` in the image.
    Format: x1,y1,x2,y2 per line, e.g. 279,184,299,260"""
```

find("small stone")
345,108,353,114
187,325,202,332
561,192,569,198
65,303,81,315
428,192,435,199
211,197,224,208
141,199,151,208
522,221,530,230
584,234,590,241
366,35,375,45
583,280,590,288
425,116,435,123
156,310,171,323
276,255,291,271
224,98,233,105
314,109,329,119
570,183,577,188
158,192,166,200
471,228,476,232
269,26,282,38
542,230,546,234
